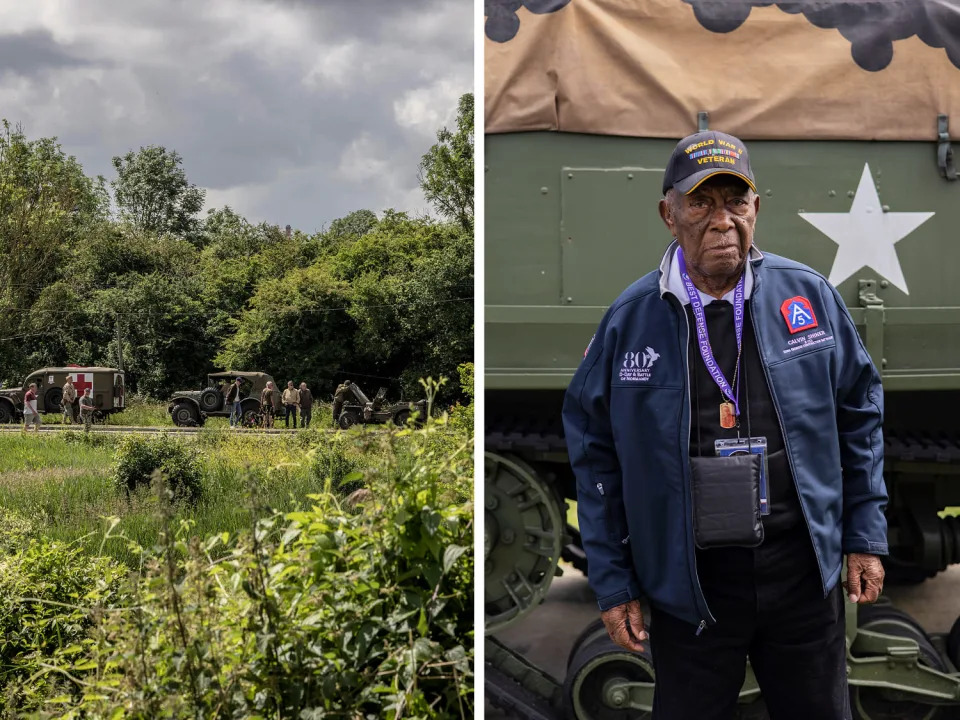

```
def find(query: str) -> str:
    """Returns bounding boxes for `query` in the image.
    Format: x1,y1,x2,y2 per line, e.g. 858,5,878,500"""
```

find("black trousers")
284,404,297,427
300,408,312,427
649,542,850,720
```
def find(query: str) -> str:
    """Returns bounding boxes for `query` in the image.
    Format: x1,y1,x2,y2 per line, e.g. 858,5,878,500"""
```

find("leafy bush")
113,435,203,501
309,436,361,493
0,511,125,714
23,427,473,719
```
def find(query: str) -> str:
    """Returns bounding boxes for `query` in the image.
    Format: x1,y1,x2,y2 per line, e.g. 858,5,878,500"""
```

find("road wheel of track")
339,410,361,429
392,409,411,427
947,615,960,670
567,619,610,670
171,403,198,427
852,605,946,720
564,634,654,720
484,452,564,634
0,402,13,424
199,388,222,413
43,386,63,413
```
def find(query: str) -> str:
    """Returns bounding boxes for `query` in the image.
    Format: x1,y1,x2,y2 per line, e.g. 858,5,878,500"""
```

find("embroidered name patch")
780,296,818,335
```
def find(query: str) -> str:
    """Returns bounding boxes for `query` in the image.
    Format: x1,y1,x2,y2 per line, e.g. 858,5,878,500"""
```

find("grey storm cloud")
0,0,473,232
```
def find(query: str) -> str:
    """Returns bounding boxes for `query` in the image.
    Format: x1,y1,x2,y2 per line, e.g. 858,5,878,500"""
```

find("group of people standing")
21,377,96,432
225,378,314,429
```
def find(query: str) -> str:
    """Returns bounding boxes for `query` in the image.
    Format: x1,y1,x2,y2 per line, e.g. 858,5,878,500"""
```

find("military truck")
337,384,427,429
485,1,960,717
0,366,125,424
168,371,279,427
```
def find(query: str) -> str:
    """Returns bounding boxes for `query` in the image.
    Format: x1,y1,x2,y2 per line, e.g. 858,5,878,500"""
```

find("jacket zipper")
747,292,827,593
674,294,714,633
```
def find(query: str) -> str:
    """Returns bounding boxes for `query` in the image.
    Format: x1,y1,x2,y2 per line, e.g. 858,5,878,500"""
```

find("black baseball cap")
662,130,757,195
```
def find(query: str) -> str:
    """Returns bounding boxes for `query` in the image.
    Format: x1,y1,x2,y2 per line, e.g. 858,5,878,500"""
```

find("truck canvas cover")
485,0,960,140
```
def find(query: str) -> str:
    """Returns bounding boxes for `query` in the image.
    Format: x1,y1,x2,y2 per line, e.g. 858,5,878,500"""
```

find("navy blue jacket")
562,245,888,628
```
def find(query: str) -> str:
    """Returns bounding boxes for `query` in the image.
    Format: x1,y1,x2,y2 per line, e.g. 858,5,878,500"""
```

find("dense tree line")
0,96,473,402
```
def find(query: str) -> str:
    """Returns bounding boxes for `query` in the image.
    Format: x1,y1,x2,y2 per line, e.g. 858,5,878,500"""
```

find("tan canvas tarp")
485,0,960,140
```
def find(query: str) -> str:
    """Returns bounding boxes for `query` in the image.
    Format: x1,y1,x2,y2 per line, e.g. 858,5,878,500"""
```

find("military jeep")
168,371,278,427
337,385,427,429
0,366,125,424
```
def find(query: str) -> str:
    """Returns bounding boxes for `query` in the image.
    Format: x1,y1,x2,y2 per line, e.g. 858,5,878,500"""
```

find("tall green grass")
0,428,384,567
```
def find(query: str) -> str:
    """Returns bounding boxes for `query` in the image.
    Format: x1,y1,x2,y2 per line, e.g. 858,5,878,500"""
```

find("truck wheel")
0,402,12,424
171,403,198,427
199,388,222,413
44,387,63,413
339,410,360,429
393,409,410,426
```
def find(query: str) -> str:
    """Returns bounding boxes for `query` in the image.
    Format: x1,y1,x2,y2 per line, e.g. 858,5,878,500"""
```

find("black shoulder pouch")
690,454,763,549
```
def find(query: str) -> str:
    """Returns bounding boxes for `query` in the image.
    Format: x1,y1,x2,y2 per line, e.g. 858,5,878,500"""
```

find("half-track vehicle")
167,371,279,427
337,384,427,429
485,1,960,718
0,366,125,424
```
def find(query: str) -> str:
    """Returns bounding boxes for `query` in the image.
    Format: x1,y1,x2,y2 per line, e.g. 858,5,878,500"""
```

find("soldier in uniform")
62,377,78,424
260,380,277,429
79,388,95,432
298,381,313,428
332,379,353,426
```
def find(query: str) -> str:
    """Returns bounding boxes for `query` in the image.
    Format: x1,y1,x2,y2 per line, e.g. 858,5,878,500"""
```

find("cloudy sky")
0,0,473,232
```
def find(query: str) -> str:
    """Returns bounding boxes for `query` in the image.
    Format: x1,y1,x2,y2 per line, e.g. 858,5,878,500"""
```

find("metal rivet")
567,172,574,179
882,358,888,367
881,204,890,212
848,190,855,198
566,296,573,303
880,280,889,288
765,189,773,197
486,496,498,510
540,186,548,194
798,208,805,213
627,173,634,179
828,190,836,197
484,166,489,172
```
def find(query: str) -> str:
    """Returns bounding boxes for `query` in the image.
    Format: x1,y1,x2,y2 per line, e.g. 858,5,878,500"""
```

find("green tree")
111,145,205,242
418,93,474,231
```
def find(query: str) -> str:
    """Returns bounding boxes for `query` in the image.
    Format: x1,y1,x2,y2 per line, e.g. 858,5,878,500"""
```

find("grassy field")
30,397,336,427
0,425,414,567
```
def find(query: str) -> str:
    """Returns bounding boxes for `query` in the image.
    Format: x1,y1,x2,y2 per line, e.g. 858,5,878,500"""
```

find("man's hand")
844,553,884,604
601,599,648,653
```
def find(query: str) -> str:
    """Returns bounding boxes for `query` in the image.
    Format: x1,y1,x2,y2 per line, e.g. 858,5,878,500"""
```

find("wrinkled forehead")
689,174,752,195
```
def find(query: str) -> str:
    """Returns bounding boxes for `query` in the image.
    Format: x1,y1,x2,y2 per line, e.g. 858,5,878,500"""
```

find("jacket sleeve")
826,283,889,556
562,313,642,610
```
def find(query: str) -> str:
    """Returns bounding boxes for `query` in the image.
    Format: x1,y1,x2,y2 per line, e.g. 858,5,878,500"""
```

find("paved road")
486,564,960,718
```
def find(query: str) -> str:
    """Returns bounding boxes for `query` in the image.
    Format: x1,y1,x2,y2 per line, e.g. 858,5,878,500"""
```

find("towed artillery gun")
0,366,125,424
484,1,960,717
168,371,280,427
336,384,427,429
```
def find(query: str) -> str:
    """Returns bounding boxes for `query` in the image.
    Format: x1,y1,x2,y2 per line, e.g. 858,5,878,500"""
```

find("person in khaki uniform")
332,380,353,426
282,380,300,429
62,378,78,424
79,388,95,432
298,382,313,428
260,381,277,429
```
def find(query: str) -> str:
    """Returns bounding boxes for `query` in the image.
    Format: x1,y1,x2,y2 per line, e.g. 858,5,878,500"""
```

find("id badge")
715,437,770,515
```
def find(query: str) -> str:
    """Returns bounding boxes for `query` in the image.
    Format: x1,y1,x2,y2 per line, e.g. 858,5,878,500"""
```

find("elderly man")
298,381,313,428
562,130,887,719
282,380,300,429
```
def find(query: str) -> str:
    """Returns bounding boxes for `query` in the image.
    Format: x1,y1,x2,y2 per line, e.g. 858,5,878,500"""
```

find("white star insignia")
798,163,934,295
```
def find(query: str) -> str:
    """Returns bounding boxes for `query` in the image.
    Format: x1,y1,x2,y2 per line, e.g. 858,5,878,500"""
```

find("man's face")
659,177,760,280
288,381,294,388
300,383,306,390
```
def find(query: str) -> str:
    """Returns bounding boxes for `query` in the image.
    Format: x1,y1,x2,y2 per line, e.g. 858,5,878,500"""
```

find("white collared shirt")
663,245,757,305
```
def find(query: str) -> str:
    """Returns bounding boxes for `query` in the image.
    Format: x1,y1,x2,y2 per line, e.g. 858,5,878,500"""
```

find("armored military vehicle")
168,371,278,427
337,384,427,429
485,1,960,717
0,366,125,424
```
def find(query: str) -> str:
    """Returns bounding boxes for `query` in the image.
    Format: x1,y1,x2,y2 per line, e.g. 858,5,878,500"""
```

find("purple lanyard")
676,247,745,417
